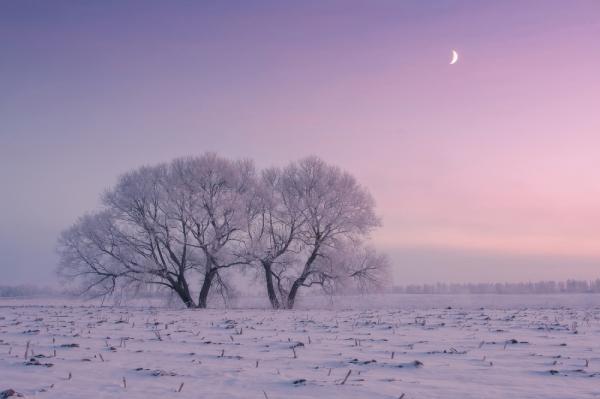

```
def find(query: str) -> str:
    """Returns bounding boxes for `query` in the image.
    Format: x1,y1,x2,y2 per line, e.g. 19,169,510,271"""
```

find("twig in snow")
340,369,352,385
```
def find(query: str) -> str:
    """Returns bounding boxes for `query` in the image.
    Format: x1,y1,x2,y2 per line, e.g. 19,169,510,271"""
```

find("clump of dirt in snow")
25,358,53,367
1,389,23,398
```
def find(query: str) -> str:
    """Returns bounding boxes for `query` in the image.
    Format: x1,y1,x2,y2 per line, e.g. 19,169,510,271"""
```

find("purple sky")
1,1,600,285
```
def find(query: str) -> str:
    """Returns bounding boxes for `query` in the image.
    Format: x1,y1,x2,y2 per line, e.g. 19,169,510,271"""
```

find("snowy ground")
1,296,600,398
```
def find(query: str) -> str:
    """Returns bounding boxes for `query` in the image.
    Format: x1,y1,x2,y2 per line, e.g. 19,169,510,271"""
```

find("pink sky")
1,1,599,284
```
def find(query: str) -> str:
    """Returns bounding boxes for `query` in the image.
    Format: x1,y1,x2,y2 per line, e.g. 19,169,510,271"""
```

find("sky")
1,0,600,286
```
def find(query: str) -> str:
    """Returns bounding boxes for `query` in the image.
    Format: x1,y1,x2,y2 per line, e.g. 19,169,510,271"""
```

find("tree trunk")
286,278,303,309
198,270,216,308
164,275,197,308
175,285,196,308
286,244,320,309
262,261,280,309
174,275,196,308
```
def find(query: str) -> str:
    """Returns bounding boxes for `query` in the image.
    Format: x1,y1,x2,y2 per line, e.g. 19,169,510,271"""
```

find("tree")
244,166,304,309
170,155,255,308
253,156,383,309
58,163,199,307
57,154,254,308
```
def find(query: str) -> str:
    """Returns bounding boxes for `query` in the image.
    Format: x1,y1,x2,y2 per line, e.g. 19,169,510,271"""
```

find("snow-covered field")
1,296,600,398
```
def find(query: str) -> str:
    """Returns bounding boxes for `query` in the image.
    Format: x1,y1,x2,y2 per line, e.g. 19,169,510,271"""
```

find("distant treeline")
0,284,60,298
392,280,600,294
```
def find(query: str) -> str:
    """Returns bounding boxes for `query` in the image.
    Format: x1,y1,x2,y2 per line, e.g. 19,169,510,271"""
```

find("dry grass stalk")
24,341,30,359
340,369,352,385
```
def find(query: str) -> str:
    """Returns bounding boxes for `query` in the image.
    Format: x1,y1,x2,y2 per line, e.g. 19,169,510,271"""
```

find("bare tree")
171,154,254,308
57,154,254,308
244,166,304,309
58,163,201,307
257,156,382,309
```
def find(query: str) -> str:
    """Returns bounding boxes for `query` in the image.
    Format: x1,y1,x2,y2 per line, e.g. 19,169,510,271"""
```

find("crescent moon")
450,50,459,65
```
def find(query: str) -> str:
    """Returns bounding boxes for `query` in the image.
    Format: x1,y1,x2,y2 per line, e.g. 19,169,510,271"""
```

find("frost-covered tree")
170,155,255,308
244,166,304,309
251,156,384,309
58,164,201,306
57,154,254,308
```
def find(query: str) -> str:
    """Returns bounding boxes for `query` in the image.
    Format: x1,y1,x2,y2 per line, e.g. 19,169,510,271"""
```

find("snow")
1,295,599,398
